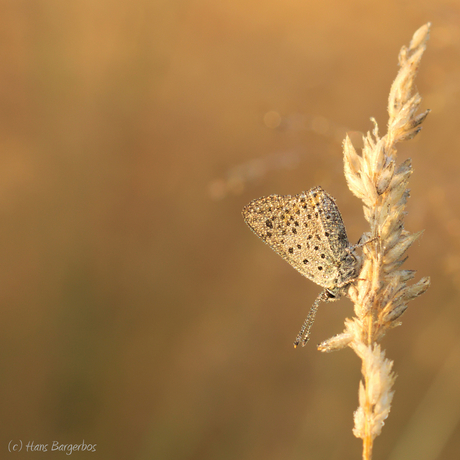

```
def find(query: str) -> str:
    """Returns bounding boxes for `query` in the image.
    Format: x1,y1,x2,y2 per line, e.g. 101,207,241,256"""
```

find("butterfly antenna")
293,290,325,348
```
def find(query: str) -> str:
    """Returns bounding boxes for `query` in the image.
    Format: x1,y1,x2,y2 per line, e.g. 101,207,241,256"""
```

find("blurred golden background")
1,1,459,459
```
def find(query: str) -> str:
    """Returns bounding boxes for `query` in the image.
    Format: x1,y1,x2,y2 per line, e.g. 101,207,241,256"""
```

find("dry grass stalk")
317,24,431,460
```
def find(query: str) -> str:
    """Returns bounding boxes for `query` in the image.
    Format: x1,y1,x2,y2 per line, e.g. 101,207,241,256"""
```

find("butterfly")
242,186,361,347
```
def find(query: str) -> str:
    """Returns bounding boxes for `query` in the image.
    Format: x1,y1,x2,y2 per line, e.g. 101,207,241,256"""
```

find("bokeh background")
1,1,459,460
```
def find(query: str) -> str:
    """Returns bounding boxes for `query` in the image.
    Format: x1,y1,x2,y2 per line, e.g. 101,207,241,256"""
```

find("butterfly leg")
351,235,379,252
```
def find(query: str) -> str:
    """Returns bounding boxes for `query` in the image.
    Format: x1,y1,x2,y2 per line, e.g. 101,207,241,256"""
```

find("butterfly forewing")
242,187,350,290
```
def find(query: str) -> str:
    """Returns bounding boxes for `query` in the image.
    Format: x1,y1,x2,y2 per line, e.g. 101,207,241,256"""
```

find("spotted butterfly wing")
242,186,353,292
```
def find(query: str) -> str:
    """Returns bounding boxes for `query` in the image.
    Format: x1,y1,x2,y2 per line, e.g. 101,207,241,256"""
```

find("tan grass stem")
317,23,432,460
